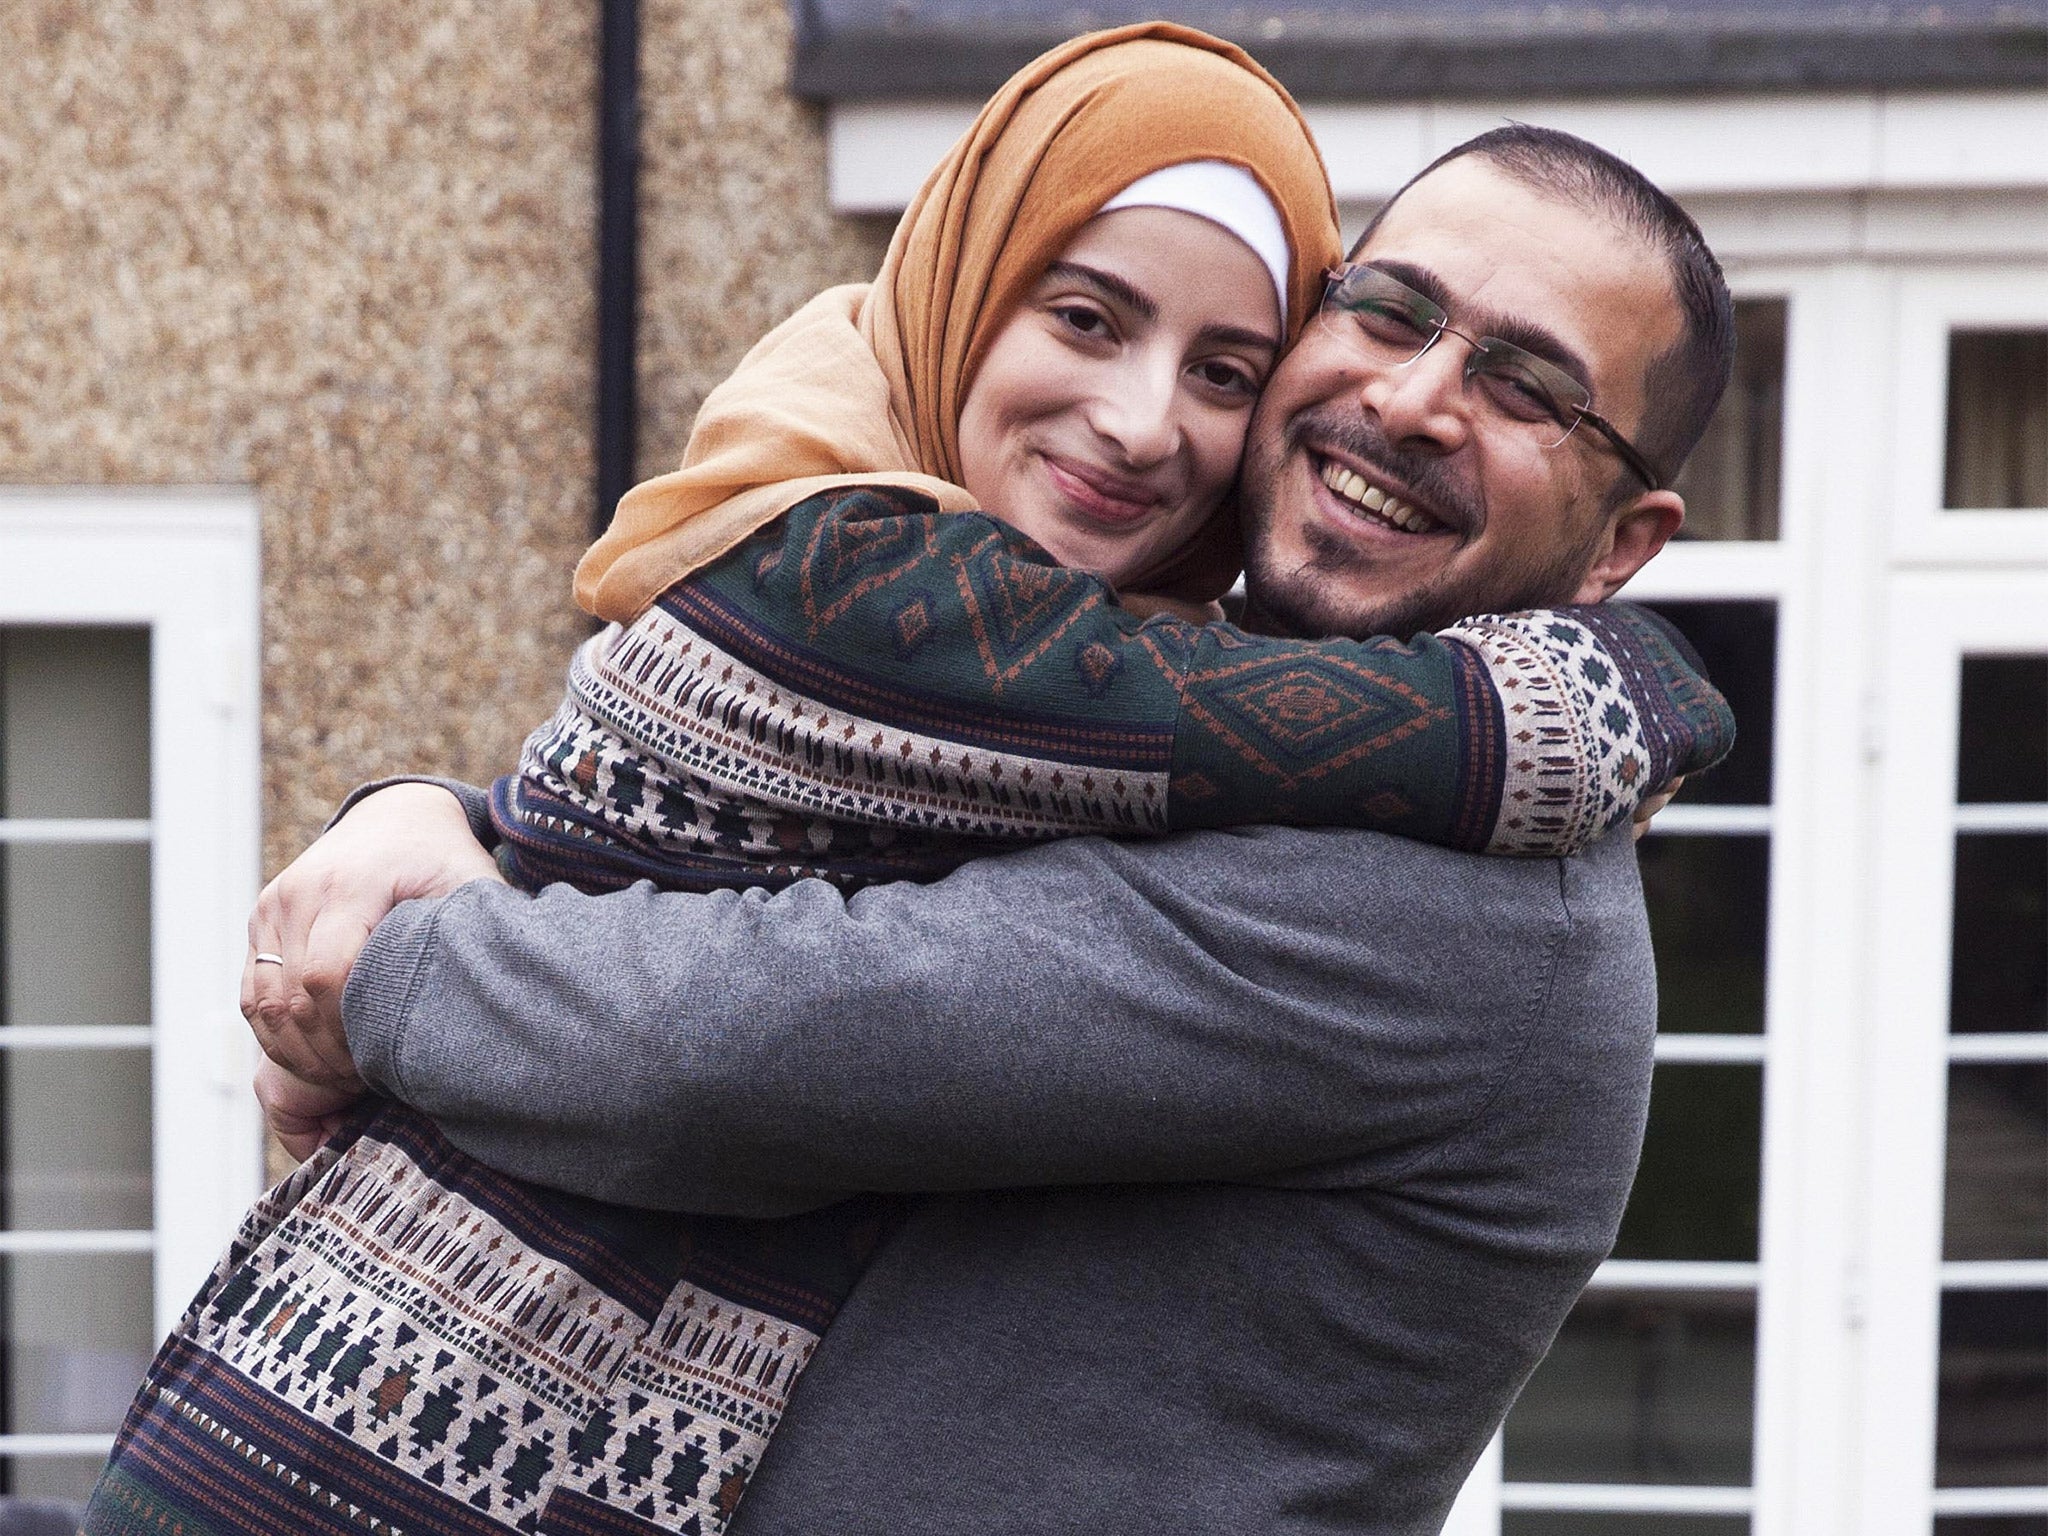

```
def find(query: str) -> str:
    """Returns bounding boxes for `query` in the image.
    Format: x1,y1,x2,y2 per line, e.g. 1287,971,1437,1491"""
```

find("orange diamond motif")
1218,665,1418,760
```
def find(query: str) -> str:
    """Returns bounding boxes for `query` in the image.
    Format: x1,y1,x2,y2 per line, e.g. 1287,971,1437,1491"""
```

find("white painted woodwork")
0,492,264,1462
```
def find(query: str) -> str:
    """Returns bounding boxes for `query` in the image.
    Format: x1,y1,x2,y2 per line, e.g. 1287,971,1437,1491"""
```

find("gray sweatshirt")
345,798,1654,1534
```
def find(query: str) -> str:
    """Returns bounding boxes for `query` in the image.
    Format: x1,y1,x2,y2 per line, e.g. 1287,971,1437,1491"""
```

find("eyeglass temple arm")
1578,407,1665,491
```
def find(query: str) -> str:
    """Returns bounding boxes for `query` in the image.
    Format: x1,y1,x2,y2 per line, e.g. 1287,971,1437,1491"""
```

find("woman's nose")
1085,357,1181,468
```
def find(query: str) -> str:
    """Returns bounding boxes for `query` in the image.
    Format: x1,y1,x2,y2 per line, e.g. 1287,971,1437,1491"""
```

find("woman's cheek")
1191,406,1255,510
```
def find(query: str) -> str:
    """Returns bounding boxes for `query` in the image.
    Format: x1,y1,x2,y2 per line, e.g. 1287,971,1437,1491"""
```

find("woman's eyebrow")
1199,320,1280,352
1043,261,1156,322
1043,261,1278,351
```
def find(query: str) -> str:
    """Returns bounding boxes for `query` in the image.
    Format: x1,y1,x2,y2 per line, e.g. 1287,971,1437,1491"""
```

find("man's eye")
1353,300,1431,344
1477,365,1566,424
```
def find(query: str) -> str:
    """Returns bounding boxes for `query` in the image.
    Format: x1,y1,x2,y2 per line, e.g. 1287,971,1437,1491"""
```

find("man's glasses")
1316,263,1666,491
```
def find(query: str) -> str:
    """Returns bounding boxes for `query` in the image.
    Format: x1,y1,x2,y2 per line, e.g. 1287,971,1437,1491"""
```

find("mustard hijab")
575,22,1342,622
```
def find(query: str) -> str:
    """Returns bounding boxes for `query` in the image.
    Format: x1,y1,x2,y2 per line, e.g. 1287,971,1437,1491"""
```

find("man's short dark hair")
1355,124,1735,492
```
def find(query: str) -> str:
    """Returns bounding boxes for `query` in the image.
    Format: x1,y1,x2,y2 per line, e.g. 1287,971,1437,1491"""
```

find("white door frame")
0,490,264,1343
1866,573,2048,1531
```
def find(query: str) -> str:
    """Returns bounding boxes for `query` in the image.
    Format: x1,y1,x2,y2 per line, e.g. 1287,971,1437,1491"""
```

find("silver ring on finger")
254,952,286,966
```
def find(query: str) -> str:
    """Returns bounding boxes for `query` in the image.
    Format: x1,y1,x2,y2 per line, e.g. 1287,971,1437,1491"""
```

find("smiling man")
1245,142,1704,644
246,126,1733,1534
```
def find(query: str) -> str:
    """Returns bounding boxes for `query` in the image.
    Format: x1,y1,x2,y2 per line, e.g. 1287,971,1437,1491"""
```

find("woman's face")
955,206,1282,588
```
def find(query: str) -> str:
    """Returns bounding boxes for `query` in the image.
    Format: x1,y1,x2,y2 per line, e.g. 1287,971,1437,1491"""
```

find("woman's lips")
1042,454,1166,528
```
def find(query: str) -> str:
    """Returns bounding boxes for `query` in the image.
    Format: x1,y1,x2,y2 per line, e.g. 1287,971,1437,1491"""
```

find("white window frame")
1452,246,2048,1534
1889,269,2048,564
0,490,264,1471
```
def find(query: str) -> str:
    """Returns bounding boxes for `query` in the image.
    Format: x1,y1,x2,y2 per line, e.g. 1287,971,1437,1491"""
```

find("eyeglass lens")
1319,265,1593,447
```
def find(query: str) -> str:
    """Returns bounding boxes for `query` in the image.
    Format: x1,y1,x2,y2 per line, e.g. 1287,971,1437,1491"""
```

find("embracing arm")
508,490,1730,897
343,803,1646,1215
1164,603,1729,853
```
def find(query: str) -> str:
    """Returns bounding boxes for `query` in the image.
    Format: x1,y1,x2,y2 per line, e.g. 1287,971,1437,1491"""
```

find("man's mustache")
1285,406,1484,540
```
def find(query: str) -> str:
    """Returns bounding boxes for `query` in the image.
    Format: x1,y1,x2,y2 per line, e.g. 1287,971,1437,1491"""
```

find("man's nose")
1359,335,1474,454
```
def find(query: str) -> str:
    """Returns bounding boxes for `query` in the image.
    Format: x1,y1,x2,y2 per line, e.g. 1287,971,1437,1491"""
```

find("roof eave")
791,25,2048,102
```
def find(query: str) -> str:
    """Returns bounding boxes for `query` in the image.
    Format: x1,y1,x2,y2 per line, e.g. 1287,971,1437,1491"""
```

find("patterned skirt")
84,1099,890,1536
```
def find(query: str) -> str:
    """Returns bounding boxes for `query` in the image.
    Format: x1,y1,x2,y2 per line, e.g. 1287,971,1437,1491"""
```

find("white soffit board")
828,90,2048,214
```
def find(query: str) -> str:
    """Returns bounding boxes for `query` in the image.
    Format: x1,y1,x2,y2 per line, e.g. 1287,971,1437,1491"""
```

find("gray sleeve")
345,817,1636,1216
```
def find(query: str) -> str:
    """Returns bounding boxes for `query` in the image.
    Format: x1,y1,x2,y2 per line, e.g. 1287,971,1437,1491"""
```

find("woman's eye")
1051,303,1112,339
1192,358,1259,398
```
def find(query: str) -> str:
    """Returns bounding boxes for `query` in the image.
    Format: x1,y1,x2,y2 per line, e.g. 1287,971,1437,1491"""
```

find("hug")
91,23,1734,1536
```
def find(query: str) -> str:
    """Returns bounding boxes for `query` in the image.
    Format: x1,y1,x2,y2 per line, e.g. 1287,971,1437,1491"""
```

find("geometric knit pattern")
86,1104,894,1536
493,487,1737,893
1442,611,1642,855
1442,604,1733,854
1570,599,1740,827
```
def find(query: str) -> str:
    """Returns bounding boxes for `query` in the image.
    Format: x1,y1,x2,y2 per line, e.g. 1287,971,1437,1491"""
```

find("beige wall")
1,0,886,871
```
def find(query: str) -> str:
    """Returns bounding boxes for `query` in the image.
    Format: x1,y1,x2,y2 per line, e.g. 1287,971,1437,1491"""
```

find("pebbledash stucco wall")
1,0,888,872
636,0,893,483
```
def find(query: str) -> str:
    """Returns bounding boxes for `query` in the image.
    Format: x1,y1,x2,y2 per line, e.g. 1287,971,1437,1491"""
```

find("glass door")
0,495,263,1506
1869,577,2048,1535
0,627,160,1502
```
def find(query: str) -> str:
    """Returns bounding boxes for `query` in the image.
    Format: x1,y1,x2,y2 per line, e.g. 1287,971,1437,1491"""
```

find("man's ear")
1572,489,1685,603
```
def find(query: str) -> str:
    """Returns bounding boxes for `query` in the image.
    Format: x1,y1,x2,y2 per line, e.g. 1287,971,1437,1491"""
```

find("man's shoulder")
899,821,1646,981
982,823,1653,1110
1071,820,1639,937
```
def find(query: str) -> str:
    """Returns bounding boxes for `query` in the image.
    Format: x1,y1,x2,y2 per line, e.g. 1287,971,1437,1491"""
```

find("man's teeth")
1318,461,1438,533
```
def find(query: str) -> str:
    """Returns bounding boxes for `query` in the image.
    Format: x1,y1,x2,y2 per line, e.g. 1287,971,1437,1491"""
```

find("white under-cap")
1099,160,1291,328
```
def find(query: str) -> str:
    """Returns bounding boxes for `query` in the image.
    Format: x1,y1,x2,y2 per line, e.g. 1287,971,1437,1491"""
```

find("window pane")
1615,1065,1763,1263
1946,330,2048,510
1950,834,2046,1036
0,1048,151,1231
1672,297,1785,541
1958,656,2048,805
0,1252,153,1437
1504,1290,1756,1485
1945,1063,2048,1262
1642,603,1774,807
1506,1519,1750,1536
1641,836,1768,1035
0,628,150,821
2,1453,107,1505
1937,1289,2048,1487
0,844,150,1030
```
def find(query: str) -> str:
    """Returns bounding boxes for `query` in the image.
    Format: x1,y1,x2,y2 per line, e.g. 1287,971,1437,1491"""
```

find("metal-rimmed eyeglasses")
1316,263,1666,491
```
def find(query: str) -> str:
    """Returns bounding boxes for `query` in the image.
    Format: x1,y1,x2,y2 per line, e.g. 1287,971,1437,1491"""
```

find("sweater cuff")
341,895,443,1099
328,776,497,847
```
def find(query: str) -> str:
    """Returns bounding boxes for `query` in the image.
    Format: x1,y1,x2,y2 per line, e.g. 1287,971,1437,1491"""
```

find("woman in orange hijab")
91,27,1730,1536
575,20,1341,621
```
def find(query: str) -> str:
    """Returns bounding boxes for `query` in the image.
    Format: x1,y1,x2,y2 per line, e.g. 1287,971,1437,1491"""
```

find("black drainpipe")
595,0,641,537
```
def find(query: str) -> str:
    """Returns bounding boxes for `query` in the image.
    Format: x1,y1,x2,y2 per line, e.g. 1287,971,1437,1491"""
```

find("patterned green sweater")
492,486,1733,893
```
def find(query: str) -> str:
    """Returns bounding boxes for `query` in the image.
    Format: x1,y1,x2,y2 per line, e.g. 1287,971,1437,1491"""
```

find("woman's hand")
1632,776,1684,841
242,782,505,1090
253,1056,362,1162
